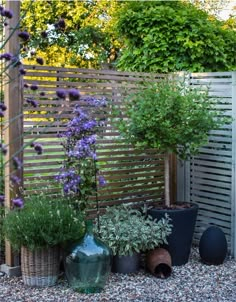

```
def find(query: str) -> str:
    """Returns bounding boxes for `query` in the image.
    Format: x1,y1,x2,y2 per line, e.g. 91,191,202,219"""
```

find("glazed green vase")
64,220,112,293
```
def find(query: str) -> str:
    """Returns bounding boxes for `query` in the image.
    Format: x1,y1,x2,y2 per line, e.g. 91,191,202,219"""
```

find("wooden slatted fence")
23,65,170,215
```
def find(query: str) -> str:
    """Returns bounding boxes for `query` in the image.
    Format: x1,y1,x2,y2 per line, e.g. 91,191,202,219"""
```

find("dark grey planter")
148,203,198,266
112,253,140,274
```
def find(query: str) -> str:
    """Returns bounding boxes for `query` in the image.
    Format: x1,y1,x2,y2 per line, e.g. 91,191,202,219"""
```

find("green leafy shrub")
94,204,172,256
112,78,232,206
3,194,85,251
114,1,236,72
114,79,230,160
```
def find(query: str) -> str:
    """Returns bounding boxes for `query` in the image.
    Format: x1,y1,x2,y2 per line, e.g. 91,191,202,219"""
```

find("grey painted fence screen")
177,71,236,258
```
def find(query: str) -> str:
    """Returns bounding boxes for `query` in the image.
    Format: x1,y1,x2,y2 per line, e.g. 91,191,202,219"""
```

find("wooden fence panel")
23,65,167,213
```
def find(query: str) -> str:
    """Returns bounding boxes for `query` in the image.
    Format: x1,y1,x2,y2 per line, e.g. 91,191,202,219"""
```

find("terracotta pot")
146,248,172,279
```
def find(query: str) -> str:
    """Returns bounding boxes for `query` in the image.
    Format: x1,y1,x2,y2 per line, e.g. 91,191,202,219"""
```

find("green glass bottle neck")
85,219,94,234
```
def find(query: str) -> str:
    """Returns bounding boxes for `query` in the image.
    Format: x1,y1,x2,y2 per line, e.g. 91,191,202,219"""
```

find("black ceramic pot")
148,203,198,266
112,253,140,274
199,226,228,265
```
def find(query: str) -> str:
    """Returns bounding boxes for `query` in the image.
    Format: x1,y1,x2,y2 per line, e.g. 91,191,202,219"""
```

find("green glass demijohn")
64,219,112,293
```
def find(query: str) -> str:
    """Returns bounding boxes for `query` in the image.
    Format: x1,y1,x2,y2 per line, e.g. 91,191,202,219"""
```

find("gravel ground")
0,248,236,302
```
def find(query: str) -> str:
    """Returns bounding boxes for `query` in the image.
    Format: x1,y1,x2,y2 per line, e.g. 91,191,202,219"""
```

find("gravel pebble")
0,248,236,302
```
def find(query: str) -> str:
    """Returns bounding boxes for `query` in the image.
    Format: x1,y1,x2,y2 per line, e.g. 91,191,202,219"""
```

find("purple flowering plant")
0,4,65,210
56,89,107,211
0,9,32,209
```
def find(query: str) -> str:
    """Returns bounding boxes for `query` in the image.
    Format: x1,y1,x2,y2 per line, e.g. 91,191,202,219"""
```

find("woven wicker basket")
21,246,60,287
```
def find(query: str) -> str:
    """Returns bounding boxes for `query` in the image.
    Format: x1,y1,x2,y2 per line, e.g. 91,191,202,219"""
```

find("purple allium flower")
18,31,30,42
56,89,67,99
4,22,8,26
12,156,22,170
30,142,43,154
1,9,13,19
19,67,26,75
0,143,7,155
0,52,13,61
32,100,38,107
24,83,29,88
30,84,38,91
41,31,48,38
0,103,7,111
34,143,43,155
0,195,4,205
55,18,66,30
36,57,44,65
12,197,24,208
26,98,38,108
68,88,80,101
40,92,45,96
98,175,106,187
31,100,38,108
10,175,21,185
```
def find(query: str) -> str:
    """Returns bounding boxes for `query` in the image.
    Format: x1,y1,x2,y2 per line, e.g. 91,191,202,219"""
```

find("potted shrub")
3,193,84,287
113,78,231,265
94,204,172,274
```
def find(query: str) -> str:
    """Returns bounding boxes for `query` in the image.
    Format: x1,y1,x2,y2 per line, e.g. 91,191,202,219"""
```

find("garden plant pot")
112,253,140,274
21,245,60,287
148,203,198,266
146,248,172,278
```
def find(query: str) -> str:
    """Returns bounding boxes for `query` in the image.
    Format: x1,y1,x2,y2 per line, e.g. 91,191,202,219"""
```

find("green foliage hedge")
114,1,236,72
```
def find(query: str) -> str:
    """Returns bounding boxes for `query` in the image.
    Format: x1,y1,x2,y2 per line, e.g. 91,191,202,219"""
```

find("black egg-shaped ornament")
199,226,227,265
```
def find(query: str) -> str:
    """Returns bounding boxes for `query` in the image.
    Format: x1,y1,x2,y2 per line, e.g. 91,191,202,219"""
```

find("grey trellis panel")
177,71,236,257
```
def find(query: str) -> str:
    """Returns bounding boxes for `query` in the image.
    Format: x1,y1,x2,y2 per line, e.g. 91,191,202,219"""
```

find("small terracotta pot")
146,248,172,279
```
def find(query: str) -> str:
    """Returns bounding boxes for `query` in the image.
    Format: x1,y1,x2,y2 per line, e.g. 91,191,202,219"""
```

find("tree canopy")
21,0,120,68
21,0,236,72
114,1,236,72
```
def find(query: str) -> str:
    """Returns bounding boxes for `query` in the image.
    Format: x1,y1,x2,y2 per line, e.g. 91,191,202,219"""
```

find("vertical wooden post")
169,153,176,204
4,0,22,267
231,71,236,259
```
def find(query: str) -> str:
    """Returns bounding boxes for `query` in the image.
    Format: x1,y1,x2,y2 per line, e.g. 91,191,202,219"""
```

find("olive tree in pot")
113,77,231,265
94,204,172,274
